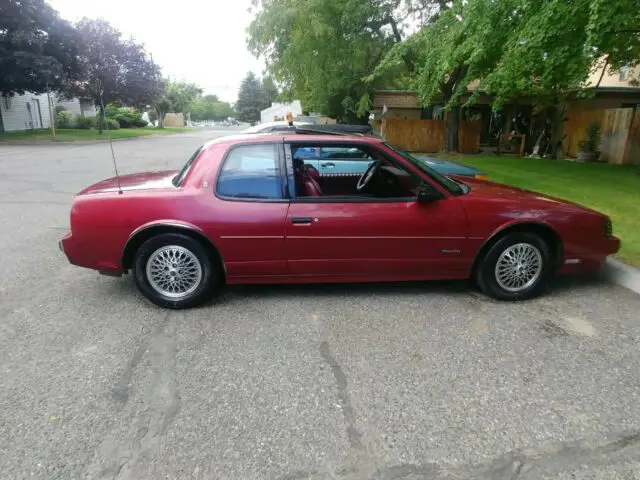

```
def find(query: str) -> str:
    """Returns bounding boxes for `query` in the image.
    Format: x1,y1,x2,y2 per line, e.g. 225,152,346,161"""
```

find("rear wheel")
476,232,552,301
133,233,215,309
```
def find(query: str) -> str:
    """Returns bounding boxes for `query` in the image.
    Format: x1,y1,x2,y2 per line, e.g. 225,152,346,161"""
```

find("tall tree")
371,0,640,153
65,18,160,131
191,95,235,122
248,0,437,122
261,76,279,109
0,0,83,95
235,72,264,123
152,80,202,128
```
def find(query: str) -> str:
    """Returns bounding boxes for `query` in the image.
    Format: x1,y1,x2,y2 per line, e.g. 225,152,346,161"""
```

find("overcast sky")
47,0,265,103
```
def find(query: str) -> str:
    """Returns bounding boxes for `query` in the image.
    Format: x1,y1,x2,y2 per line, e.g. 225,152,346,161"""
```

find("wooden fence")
381,118,481,153
599,108,640,165
627,110,640,165
382,118,445,152
458,120,481,154
563,106,605,156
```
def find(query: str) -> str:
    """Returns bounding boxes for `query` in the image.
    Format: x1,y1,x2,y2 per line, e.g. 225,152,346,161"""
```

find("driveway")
1,130,640,480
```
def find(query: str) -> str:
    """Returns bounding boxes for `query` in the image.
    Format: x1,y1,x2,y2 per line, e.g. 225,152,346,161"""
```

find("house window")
620,65,630,81
2,95,11,110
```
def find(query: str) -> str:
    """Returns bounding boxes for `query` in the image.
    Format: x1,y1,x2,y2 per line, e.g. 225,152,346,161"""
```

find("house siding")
0,92,52,131
55,97,97,118
587,62,639,88
80,100,96,117
56,97,83,116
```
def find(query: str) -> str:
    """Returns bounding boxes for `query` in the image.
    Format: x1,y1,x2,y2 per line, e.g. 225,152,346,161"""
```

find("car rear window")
216,144,283,199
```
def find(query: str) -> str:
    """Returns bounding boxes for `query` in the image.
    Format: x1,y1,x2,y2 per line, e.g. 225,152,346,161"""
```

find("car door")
209,142,290,278
284,143,470,278
317,147,373,176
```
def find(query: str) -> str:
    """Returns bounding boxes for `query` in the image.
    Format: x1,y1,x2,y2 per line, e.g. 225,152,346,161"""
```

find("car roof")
242,120,310,133
202,131,385,149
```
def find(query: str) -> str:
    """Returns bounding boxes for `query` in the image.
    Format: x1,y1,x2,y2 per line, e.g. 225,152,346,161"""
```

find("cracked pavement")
1,130,640,479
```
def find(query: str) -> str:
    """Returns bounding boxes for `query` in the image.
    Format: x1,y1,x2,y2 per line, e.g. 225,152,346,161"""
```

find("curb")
601,257,640,295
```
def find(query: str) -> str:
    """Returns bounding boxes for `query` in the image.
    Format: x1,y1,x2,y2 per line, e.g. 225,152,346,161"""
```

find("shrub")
113,109,146,128
577,123,601,152
75,116,95,129
55,106,67,115
96,117,120,130
56,110,74,128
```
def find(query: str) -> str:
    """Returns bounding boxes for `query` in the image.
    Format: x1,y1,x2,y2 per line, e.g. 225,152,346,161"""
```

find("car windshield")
172,146,202,186
385,143,465,196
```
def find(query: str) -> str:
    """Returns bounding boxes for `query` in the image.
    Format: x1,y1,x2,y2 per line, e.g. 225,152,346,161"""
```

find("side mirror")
417,183,444,203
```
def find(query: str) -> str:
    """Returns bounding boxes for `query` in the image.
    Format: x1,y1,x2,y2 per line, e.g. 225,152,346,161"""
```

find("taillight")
474,174,489,180
605,217,613,237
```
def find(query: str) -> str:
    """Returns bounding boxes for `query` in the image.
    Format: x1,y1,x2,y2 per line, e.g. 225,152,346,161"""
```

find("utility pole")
47,84,55,137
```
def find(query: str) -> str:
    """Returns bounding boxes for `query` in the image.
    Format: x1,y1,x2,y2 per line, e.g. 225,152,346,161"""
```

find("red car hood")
77,170,178,195
456,176,603,215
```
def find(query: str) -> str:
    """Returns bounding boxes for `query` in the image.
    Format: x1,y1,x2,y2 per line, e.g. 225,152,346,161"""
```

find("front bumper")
557,235,621,274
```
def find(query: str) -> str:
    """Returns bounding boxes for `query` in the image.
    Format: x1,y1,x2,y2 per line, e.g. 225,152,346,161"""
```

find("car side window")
291,145,373,176
217,144,283,200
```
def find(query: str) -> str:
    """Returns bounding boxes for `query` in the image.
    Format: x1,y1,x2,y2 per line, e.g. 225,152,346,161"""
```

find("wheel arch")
121,222,225,278
471,221,563,275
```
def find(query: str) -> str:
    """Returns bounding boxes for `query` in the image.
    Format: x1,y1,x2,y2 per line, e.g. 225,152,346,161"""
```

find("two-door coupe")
59,129,620,308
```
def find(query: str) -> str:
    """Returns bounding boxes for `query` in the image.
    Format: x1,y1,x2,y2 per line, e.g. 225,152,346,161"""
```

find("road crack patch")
319,341,363,450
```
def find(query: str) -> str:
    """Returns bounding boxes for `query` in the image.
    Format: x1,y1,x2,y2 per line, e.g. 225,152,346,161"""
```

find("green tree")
248,0,436,122
152,80,202,127
235,72,264,123
371,0,640,153
0,0,83,95
261,76,279,109
64,18,161,132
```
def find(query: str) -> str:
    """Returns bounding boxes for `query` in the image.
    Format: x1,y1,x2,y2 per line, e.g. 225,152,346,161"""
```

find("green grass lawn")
440,154,640,266
0,127,192,142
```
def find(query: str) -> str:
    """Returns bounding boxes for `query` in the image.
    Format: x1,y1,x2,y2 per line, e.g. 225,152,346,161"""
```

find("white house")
0,92,96,132
55,97,97,118
260,100,303,124
0,92,53,132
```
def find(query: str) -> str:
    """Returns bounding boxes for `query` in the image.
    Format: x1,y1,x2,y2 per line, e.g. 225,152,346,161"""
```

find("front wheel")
475,232,552,301
133,233,215,309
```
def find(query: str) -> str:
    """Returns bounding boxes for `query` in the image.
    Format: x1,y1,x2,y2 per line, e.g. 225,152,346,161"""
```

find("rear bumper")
557,235,621,274
59,231,123,274
59,231,72,255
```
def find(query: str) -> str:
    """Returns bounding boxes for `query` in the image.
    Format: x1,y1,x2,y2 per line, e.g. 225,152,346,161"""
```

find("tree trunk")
445,106,460,151
157,109,164,128
548,105,566,159
98,105,104,134
529,111,548,156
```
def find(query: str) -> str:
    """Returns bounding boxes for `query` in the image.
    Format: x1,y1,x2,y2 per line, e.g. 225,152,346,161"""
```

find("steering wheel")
357,161,379,192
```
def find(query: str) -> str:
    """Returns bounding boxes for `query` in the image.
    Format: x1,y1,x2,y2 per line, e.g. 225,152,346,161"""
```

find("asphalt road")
1,129,640,480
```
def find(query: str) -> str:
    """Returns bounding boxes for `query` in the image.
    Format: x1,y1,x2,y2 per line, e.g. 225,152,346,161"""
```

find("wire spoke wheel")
146,245,203,299
494,242,543,293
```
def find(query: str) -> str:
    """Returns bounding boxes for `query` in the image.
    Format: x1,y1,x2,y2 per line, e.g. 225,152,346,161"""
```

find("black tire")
133,233,216,309
475,232,552,301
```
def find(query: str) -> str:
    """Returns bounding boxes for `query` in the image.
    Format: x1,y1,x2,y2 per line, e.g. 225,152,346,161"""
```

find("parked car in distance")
60,130,620,309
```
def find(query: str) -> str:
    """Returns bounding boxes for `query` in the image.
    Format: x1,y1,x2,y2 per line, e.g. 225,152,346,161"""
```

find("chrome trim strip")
286,236,465,240
220,236,285,239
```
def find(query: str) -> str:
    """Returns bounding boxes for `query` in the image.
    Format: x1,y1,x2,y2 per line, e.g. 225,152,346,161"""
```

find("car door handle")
291,217,313,224
320,162,335,168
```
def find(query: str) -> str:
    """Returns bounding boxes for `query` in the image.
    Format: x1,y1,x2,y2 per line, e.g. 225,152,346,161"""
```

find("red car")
59,130,620,308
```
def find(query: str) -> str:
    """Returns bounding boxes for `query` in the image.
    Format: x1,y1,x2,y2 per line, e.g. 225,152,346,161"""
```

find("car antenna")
99,91,123,195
